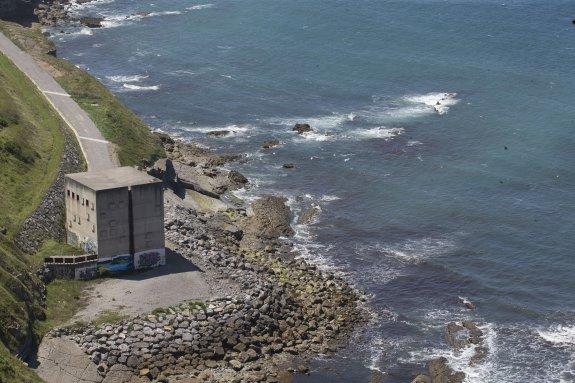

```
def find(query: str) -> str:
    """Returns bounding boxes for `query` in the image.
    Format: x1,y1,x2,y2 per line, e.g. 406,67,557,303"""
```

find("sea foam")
537,325,575,346
107,74,148,83
122,84,160,91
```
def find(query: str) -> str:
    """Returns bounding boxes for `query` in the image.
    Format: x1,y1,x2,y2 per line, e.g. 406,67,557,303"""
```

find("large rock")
292,123,312,134
426,357,465,383
80,16,104,28
241,195,294,250
173,162,245,198
207,130,230,137
262,139,280,149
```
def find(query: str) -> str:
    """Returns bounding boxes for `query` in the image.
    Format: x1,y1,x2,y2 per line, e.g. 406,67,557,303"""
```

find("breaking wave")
107,74,148,83
537,324,575,347
187,4,215,10
122,84,160,91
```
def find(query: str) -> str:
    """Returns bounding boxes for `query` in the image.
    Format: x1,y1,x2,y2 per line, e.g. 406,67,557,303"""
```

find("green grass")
34,279,94,338
0,343,42,383
0,21,165,166
91,310,127,328
0,53,65,237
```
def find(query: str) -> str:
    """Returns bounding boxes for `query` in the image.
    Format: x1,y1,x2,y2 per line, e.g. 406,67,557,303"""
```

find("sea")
50,0,575,381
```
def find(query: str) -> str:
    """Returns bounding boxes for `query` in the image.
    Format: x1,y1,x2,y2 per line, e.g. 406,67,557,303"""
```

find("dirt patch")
72,247,234,323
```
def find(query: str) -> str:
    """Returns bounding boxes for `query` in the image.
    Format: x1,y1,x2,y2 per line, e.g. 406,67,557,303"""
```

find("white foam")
320,195,341,202
148,10,183,16
107,74,148,83
122,84,160,91
186,4,214,10
537,325,575,347
347,127,404,140
179,124,253,136
403,92,459,115
371,237,458,265
267,114,348,131
298,131,335,142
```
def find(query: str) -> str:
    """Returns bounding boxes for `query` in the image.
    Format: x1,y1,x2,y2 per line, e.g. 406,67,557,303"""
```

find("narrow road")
0,32,116,171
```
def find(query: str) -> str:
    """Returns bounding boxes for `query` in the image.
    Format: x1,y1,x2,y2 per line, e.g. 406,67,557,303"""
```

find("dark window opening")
72,192,75,199
67,190,70,197
86,199,89,207
76,195,79,201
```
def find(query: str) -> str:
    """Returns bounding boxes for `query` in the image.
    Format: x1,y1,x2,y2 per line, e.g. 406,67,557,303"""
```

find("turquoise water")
54,0,575,381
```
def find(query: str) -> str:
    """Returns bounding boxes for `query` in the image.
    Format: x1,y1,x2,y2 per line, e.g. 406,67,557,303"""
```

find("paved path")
0,32,116,171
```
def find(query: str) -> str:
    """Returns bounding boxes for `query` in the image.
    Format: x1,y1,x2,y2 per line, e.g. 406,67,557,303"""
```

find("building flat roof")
66,166,162,191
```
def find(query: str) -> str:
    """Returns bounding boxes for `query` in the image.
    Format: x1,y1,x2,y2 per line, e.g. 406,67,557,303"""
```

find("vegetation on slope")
0,21,165,166
0,53,65,236
0,52,66,382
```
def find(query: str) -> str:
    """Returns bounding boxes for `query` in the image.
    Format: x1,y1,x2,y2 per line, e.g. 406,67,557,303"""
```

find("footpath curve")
0,32,117,171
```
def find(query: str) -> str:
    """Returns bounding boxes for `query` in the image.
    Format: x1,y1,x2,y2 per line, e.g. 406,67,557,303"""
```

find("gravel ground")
73,246,236,323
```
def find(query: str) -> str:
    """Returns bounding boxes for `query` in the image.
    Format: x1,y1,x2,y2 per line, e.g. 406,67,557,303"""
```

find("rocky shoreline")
44,135,366,382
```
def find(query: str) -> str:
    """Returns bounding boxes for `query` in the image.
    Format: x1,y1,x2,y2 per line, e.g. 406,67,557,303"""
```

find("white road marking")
79,136,110,144
42,90,71,97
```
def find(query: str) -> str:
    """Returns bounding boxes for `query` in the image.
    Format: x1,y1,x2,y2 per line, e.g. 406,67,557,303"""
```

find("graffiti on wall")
67,231,79,247
75,265,98,280
135,251,164,269
80,237,97,254
97,254,132,275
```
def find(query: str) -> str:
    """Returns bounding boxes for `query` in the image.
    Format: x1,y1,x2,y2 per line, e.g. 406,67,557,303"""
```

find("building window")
87,213,90,222
86,199,89,207
78,217,81,224
92,225,95,233
67,190,70,197
82,198,85,206
72,192,75,199
77,194,80,202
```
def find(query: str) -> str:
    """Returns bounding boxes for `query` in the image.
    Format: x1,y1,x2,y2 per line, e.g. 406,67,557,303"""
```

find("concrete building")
61,167,165,277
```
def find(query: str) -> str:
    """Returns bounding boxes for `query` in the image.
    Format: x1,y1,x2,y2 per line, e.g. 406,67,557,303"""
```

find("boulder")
240,195,294,250
411,374,432,383
292,123,312,134
427,357,465,383
262,139,280,149
297,206,320,225
228,170,248,188
207,130,230,137
80,16,104,28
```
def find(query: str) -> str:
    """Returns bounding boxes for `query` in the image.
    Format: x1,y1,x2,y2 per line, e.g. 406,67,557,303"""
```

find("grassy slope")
0,52,65,383
0,53,64,236
0,21,164,166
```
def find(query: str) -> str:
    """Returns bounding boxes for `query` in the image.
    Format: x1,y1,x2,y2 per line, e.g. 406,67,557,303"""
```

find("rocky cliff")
0,0,43,25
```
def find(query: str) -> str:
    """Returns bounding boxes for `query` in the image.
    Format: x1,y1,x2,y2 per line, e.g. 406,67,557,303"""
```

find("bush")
2,140,37,164
0,110,19,128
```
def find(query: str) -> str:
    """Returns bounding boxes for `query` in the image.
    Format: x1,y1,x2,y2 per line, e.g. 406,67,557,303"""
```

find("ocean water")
52,0,575,381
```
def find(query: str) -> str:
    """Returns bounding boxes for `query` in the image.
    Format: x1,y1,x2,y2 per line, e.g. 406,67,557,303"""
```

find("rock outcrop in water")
292,123,312,134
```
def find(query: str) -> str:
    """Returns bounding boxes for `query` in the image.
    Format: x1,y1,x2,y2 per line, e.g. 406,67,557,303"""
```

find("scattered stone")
282,163,294,169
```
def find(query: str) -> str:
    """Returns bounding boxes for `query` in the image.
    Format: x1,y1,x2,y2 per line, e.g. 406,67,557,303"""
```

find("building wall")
131,183,165,269
95,187,131,262
65,179,98,253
